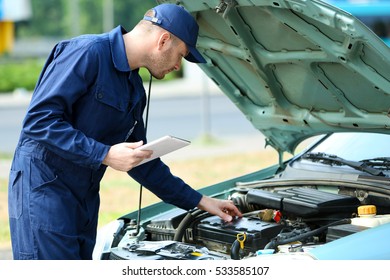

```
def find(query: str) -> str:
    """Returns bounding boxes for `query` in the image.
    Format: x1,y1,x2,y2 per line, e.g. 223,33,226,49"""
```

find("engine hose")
264,218,351,250
230,239,241,260
173,209,205,242
231,233,250,260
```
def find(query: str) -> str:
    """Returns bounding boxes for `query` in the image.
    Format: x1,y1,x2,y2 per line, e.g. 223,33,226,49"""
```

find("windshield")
325,0,390,45
309,133,390,161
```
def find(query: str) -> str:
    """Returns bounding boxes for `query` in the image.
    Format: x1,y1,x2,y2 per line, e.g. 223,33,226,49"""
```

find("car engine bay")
104,178,390,260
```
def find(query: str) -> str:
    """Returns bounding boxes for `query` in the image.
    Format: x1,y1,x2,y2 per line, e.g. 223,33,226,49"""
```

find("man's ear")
157,32,171,50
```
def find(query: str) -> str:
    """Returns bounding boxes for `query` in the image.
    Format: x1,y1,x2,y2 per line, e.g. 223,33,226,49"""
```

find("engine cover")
246,188,360,218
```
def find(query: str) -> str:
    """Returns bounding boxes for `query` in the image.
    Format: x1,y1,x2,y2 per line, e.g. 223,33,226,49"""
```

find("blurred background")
0,0,161,92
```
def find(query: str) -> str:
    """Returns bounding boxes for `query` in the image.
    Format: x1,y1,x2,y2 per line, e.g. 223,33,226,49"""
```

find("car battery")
194,215,284,255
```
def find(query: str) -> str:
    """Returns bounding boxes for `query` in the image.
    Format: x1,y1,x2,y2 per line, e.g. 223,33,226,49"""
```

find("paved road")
0,247,12,260
0,83,258,155
0,84,262,177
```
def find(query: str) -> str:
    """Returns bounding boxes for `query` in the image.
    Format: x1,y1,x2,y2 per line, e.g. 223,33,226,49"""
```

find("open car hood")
159,0,390,153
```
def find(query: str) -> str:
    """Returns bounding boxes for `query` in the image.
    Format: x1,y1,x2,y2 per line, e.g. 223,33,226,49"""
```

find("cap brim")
185,46,207,63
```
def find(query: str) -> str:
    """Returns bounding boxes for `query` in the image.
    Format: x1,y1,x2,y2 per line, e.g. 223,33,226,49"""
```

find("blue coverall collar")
109,25,131,72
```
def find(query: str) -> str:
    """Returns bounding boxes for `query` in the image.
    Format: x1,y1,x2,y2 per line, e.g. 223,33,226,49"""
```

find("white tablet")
135,135,190,166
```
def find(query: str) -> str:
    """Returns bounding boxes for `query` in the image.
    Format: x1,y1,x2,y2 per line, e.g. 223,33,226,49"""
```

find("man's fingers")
124,141,144,149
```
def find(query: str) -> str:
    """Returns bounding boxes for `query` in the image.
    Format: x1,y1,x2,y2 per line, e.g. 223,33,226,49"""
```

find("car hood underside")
159,0,390,153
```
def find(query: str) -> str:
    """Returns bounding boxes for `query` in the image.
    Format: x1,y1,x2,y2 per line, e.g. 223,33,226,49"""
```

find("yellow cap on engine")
358,205,377,216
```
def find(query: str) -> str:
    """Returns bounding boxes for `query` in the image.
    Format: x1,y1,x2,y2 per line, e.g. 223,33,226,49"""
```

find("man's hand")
102,141,153,171
197,196,242,222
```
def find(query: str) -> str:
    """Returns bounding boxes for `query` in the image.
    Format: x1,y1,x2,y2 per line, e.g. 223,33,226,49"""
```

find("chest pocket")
86,85,140,145
94,86,126,112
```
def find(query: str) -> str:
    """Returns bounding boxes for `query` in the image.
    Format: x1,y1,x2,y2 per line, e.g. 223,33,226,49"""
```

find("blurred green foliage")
15,0,157,37
0,58,182,93
0,59,44,92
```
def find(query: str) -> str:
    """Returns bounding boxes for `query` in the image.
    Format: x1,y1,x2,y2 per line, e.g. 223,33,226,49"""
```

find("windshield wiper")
360,157,390,171
302,152,385,177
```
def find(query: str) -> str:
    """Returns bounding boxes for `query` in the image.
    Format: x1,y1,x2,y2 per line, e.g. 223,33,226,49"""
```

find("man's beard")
146,49,174,80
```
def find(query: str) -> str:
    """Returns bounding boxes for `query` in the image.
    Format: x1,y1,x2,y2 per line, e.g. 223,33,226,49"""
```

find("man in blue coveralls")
8,3,242,260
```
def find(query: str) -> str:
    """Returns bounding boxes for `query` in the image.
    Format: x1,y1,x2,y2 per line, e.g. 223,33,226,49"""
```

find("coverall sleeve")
128,159,203,210
22,42,110,170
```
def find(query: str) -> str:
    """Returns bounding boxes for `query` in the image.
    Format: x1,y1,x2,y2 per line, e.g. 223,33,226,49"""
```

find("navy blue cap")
143,3,206,64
